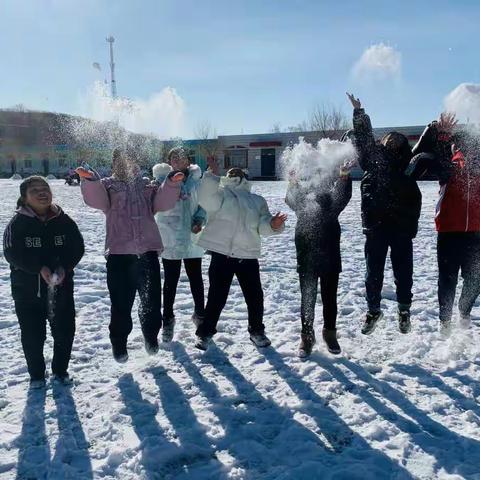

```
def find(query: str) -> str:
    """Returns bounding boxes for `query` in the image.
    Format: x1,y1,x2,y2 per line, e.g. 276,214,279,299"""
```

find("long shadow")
442,369,480,400
315,355,480,479
171,343,330,479
391,363,480,416
148,366,228,480
51,382,93,479
260,348,415,479
16,386,50,480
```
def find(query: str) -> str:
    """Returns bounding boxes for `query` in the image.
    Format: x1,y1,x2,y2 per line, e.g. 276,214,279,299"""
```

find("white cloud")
79,81,186,139
444,83,480,124
352,43,401,79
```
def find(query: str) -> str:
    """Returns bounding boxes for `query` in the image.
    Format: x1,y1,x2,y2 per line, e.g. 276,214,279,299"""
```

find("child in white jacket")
195,166,287,350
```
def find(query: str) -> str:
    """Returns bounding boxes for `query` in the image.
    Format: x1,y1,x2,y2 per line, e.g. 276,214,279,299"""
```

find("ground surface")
1,179,480,480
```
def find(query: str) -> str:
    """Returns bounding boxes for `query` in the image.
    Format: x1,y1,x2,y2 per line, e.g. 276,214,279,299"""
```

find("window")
224,148,247,169
58,154,67,167
24,155,32,169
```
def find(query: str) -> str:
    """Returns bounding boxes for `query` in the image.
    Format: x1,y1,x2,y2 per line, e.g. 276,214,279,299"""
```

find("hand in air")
438,112,457,134
340,158,357,176
191,224,202,234
75,167,95,179
207,156,220,176
270,212,287,230
346,92,362,109
53,266,66,286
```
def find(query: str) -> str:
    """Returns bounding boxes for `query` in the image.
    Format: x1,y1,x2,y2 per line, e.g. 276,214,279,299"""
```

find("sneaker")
439,318,452,336
249,333,271,348
361,311,383,335
161,316,176,343
459,312,471,329
322,328,341,354
194,335,212,351
52,373,73,386
298,332,316,358
29,378,46,389
191,312,205,327
112,343,128,363
398,310,412,334
145,336,159,354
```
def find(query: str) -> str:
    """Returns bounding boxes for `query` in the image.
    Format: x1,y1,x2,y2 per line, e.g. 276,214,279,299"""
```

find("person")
76,148,183,362
3,176,84,387
347,92,422,335
152,147,206,342
409,113,480,334
194,162,287,350
286,146,353,357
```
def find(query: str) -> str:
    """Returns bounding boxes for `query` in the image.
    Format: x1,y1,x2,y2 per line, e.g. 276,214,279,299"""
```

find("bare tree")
194,120,220,160
308,103,350,139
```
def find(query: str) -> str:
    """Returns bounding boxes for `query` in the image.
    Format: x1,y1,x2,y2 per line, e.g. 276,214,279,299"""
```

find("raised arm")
331,172,352,216
347,93,375,171
80,177,111,212
197,171,224,213
153,175,182,213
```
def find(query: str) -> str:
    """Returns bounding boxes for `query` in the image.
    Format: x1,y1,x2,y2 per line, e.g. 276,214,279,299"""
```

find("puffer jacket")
286,172,352,274
410,123,480,232
152,163,206,259
352,107,422,238
81,174,180,255
3,205,84,301
197,172,283,259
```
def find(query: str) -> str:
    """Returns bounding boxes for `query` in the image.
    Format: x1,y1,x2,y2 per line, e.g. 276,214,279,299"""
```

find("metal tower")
106,36,117,98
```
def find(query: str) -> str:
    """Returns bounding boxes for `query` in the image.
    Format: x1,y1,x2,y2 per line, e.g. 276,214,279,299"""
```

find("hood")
16,204,62,220
220,175,252,192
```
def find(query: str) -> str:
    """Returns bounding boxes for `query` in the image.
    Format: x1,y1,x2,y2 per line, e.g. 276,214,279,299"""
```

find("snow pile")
0,180,480,479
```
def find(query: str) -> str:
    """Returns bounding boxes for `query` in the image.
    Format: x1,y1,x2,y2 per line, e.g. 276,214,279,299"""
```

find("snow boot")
298,332,316,358
161,316,176,343
439,318,452,336
112,343,129,363
398,310,412,334
191,312,205,327
144,335,160,354
249,333,271,348
52,373,73,386
194,335,212,351
322,328,341,355
29,378,46,389
361,311,383,335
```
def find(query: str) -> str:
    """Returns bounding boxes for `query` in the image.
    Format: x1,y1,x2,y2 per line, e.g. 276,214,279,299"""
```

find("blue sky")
1,0,479,137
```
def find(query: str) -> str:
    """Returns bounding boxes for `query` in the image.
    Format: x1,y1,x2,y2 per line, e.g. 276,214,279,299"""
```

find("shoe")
194,335,212,351
398,310,412,334
145,336,160,354
29,378,46,389
52,373,73,385
361,311,383,335
298,332,316,358
249,333,271,348
191,312,205,327
322,328,341,354
439,318,452,336
161,316,176,343
459,312,471,329
112,343,128,363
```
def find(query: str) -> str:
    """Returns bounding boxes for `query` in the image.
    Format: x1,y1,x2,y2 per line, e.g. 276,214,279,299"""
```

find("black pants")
196,252,264,337
106,252,162,347
365,231,413,312
438,232,480,321
15,282,76,380
299,271,339,335
162,258,205,318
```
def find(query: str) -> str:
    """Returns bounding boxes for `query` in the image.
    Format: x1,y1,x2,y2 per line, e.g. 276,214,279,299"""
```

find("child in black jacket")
347,93,422,335
3,176,84,386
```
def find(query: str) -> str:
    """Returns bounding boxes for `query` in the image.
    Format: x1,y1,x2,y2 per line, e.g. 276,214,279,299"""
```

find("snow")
1,179,480,479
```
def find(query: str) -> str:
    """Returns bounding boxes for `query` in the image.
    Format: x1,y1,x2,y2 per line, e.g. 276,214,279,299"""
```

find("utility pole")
106,36,117,98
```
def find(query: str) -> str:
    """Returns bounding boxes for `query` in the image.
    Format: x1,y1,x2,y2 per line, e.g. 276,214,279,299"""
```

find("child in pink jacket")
77,148,183,362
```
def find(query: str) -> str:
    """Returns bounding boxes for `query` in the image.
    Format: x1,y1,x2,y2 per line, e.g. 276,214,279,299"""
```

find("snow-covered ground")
1,179,480,480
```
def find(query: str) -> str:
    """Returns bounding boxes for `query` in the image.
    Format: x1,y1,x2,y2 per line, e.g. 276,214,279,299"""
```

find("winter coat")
286,173,352,274
352,107,422,238
410,124,480,233
3,205,84,302
152,163,206,260
197,172,283,259
80,174,180,255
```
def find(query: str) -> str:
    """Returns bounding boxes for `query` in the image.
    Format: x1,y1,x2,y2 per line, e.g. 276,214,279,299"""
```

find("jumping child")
3,176,84,386
76,148,183,362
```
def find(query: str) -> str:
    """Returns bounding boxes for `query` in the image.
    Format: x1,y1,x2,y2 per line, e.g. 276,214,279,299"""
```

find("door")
261,148,276,177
